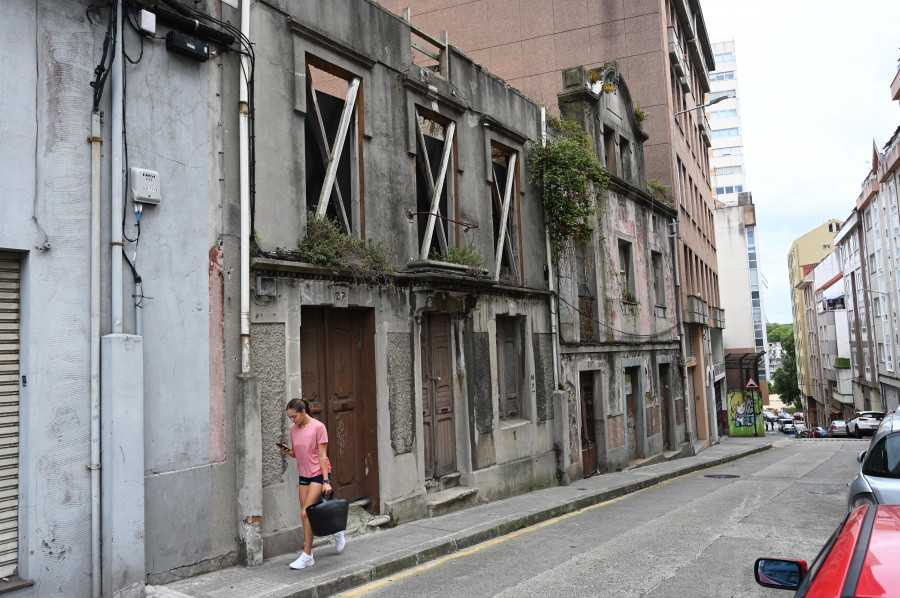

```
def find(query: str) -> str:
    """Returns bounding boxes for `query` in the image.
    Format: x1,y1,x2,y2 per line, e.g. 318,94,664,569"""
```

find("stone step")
426,486,480,518
425,472,461,495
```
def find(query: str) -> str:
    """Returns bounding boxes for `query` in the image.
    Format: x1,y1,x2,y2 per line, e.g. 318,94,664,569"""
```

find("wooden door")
580,371,597,475
300,308,372,501
422,314,456,478
659,364,671,450
625,369,637,461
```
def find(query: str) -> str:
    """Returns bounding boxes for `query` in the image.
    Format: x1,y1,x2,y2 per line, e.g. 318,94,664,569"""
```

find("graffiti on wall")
728,390,764,436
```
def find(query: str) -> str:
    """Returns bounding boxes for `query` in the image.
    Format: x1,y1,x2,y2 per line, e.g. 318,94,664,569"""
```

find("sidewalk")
149,436,773,598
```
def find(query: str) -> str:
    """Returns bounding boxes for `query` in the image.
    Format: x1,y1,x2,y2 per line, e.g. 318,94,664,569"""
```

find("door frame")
299,307,379,508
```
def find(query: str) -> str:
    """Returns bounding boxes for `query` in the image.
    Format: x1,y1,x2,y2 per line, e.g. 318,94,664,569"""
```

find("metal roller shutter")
0,252,20,577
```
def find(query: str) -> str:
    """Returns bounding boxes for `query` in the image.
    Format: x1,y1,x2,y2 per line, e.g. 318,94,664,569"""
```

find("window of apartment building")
414,106,457,260
618,239,635,301
710,109,739,119
714,51,734,62
714,165,744,176
652,251,665,306
712,146,742,158
490,141,522,284
716,185,744,195
496,316,524,420
576,241,596,341
711,127,740,139
709,90,735,102
305,56,364,235
879,343,885,362
619,137,632,181
710,71,735,81
603,128,618,176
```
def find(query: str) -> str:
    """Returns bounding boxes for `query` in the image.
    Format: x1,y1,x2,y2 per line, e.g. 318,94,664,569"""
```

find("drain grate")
704,474,740,479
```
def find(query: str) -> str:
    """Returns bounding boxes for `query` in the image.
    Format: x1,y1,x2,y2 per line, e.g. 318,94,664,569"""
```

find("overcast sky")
700,0,900,324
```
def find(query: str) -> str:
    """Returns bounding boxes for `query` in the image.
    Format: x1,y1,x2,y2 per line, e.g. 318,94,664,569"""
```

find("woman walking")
280,398,345,569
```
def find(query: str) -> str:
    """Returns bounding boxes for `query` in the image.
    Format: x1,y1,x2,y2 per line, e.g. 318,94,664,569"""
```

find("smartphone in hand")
275,442,289,451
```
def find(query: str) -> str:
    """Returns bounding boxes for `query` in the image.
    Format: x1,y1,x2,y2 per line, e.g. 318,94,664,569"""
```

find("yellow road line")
337,449,768,596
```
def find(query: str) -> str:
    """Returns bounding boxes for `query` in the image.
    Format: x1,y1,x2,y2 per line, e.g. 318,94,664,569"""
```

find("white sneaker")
289,551,314,569
334,530,345,553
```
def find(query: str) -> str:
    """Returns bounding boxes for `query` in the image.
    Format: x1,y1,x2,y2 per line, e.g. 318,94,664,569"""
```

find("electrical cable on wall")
554,292,680,341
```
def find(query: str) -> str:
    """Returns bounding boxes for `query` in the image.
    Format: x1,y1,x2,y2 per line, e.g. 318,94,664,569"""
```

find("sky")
700,0,900,324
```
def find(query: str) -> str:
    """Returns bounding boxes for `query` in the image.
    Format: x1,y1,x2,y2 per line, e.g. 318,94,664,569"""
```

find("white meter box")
130,168,162,204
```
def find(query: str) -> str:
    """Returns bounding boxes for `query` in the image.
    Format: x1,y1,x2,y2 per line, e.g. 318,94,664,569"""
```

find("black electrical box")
165,31,209,62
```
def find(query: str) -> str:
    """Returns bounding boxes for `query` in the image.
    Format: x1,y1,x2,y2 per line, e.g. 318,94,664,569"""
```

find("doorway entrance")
659,363,672,450
300,308,378,505
624,365,644,461
580,371,598,474
421,314,457,479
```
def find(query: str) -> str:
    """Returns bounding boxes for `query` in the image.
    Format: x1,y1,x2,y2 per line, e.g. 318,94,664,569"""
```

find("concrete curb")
281,441,773,597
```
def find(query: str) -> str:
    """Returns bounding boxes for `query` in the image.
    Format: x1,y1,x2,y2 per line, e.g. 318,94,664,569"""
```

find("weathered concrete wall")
1,0,241,589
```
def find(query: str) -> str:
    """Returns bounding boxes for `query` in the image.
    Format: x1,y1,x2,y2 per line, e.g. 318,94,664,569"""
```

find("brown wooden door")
659,364,672,450
625,370,637,461
580,371,597,474
422,314,456,479
300,308,370,501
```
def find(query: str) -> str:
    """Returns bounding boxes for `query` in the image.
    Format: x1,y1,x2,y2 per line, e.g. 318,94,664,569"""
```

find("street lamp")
669,93,731,445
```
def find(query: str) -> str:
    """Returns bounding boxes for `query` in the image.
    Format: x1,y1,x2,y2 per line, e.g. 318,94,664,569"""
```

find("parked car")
847,411,885,438
780,419,797,435
828,420,848,437
763,411,780,423
754,504,900,596
793,411,805,421
847,415,900,511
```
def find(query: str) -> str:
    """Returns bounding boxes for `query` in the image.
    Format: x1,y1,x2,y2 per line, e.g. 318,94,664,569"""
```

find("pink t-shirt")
290,418,330,478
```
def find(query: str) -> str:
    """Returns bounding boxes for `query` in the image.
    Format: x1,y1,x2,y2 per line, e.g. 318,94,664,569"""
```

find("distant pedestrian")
279,398,345,569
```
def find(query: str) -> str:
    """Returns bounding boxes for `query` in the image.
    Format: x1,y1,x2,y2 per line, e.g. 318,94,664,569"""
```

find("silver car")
847,414,900,511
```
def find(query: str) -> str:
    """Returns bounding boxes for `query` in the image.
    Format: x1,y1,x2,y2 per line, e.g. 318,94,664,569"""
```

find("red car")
755,504,900,597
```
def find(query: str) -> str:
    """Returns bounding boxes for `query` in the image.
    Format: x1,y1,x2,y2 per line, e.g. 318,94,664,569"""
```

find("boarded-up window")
618,239,635,300
414,107,456,260
496,317,523,419
305,56,363,236
576,241,595,341
490,143,522,284
0,252,20,577
652,251,665,306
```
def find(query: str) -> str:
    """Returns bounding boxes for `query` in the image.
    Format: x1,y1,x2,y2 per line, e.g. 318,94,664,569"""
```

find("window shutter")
0,252,20,577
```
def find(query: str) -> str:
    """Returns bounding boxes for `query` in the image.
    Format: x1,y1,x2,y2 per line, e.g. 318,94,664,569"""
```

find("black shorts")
298,474,325,486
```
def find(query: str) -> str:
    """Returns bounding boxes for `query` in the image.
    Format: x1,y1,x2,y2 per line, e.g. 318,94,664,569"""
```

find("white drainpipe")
541,107,560,388
240,0,251,374
89,111,103,598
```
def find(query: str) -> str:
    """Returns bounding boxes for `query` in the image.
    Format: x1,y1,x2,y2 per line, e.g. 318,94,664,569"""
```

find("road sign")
745,377,759,389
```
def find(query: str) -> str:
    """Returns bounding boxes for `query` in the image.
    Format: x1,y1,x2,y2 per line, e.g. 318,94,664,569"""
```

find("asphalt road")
336,436,865,598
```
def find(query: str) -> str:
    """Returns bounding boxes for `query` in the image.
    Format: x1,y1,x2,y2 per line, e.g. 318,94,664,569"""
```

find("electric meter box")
130,168,162,205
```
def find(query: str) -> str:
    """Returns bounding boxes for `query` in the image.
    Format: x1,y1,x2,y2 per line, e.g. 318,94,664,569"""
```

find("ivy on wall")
527,116,609,262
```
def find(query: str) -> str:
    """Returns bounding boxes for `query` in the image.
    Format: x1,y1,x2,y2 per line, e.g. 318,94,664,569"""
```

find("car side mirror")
755,557,807,590
857,451,867,464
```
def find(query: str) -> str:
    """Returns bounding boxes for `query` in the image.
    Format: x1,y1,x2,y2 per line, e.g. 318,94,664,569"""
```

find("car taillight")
851,493,877,508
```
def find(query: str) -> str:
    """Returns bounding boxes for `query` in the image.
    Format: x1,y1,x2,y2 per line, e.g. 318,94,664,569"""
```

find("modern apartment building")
857,126,900,412
835,209,881,417
380,0,726,450
714,193,769,405
788,220,843,411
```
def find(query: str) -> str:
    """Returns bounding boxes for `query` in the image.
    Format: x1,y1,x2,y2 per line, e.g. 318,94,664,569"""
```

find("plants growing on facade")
297,212,397,285
528,116,609,262
634,104,648,128
430,243,484,274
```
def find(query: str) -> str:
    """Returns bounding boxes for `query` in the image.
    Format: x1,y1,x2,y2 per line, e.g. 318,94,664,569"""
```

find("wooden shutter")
0,252,20,577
